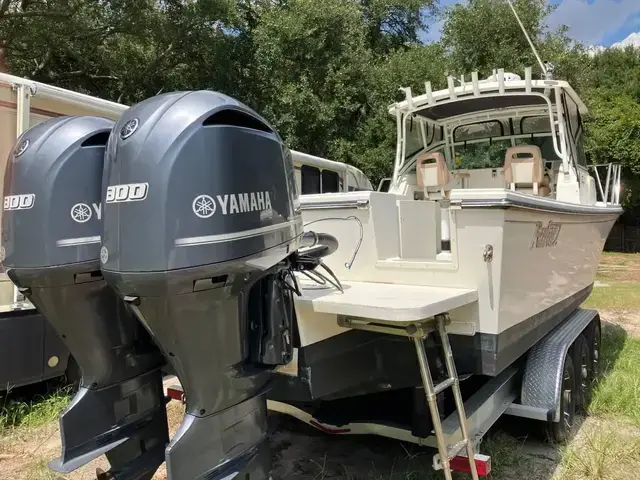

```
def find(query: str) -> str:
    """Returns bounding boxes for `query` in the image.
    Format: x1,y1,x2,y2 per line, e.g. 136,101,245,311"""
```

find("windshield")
404,115,423,159
454,140,511,169
515,137,560,161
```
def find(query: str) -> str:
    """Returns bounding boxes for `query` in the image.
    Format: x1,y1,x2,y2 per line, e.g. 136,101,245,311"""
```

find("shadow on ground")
0,323,631,480
267,322,630,480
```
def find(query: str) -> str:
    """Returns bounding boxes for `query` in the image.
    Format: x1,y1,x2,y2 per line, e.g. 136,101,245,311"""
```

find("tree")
440,0,586,84
1,1,243,104
0,0,637,204
351,43,447,182
250,0,373,158
360,0,434,53
582,47,640,207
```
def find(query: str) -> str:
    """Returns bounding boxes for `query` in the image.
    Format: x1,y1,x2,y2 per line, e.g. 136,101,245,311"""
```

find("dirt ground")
0,310,636,480
0,400,568,480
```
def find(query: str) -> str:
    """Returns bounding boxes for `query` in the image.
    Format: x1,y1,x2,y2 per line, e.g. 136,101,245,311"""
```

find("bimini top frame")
387,67,590,185
388,67,587,119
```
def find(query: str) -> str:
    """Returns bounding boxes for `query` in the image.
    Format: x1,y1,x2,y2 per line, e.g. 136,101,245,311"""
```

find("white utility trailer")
0,72,124,391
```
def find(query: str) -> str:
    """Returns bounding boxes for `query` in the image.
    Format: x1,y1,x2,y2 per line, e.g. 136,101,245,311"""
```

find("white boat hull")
270,189,620,400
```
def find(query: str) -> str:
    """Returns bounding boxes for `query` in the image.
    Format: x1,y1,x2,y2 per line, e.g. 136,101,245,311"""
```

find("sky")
420,0,640,48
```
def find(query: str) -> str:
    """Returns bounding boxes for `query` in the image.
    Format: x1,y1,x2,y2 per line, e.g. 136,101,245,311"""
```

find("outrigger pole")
505,0,548,77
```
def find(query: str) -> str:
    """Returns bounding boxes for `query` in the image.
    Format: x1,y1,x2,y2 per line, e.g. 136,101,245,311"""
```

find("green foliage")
581,48,640,207
0,0,639,197
441,0,554,78
251,0,372,157
1,386,71,434
353,43,447,181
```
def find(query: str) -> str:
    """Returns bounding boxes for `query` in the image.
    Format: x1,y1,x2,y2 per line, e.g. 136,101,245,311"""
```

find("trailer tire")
547,353,576,443
587,320,601,387
573,334,591,412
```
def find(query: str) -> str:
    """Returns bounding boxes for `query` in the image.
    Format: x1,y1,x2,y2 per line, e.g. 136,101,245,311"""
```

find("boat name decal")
530,221,561,249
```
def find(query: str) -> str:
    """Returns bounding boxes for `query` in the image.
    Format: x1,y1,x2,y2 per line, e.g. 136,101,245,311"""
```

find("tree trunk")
0,46,8,73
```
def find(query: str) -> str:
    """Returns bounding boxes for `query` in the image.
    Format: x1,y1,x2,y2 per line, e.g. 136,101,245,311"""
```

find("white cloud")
610,31,640,48
587,31,640,56
547,0,640,45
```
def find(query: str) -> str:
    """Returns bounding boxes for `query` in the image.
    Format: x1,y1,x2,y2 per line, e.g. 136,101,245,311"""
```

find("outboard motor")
101,91,303,479
2,116,168,479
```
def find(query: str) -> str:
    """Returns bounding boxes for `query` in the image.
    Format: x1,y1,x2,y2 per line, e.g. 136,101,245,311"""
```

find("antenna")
505,0,547,77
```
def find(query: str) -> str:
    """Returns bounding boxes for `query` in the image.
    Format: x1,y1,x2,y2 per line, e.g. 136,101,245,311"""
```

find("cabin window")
404,115,423,159
300,165,321,194
432,124,443,144
520,116,551,134
565,96,587,167
300,165,342,194
322,170,340,193
515,137,560,161
453,121,503,142
561,93,587,167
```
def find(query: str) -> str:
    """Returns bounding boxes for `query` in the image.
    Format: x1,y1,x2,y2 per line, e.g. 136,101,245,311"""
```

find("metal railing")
591,163,622,206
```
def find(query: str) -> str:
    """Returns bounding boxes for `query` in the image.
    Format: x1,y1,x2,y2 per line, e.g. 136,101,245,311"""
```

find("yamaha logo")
192,191,272,218
120,118,139,139
13,139,29,158
70,203,92,223
192,195,216,218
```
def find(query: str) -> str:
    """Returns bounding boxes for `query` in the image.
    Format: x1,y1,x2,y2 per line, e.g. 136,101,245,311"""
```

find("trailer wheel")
588,320,601,384
573,334,591,412
548,353,576,443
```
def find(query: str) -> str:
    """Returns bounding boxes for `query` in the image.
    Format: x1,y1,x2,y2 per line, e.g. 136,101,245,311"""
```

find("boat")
268,66,623,406
0,16,624,479
3,69,622,480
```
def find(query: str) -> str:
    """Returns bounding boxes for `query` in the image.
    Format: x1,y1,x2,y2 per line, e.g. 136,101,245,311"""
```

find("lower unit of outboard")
1,116,168,479
101,91,304,479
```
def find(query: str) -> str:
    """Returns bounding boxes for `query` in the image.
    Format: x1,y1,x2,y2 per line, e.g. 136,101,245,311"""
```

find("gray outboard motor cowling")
2,116,169,480
101,91,303,480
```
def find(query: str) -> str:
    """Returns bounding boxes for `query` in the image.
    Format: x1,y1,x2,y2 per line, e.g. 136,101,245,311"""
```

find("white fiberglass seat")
416,152,451,250
503,145,544,195
416,152,450,199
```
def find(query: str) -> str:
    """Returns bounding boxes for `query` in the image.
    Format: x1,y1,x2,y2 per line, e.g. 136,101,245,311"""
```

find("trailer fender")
520,308,599,423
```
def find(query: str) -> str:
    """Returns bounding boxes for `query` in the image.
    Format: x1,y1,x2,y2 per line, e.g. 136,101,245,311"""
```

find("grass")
0,385,71,436
22,460,61,480
584,252,640,309
558,421,640,480
584,282,640,309
588,325,640,425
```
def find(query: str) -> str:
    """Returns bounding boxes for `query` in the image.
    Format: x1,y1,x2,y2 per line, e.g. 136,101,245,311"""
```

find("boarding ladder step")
410,314,480,480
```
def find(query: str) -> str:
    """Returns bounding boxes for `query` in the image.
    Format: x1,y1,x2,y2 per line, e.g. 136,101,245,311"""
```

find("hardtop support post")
11,83,31,310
